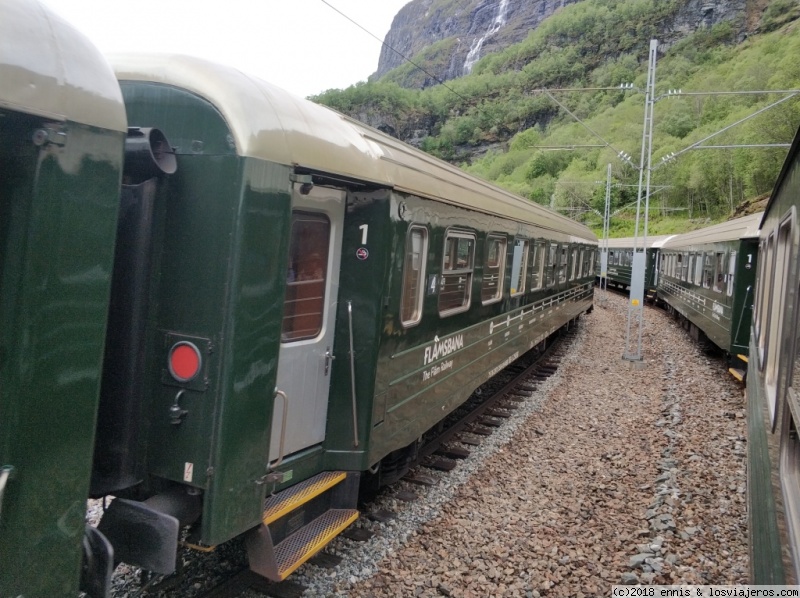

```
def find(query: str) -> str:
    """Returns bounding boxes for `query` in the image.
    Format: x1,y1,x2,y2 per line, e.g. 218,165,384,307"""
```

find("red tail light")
168,342,201,382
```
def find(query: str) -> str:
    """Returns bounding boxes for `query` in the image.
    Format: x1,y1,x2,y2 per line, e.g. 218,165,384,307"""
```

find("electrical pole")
599,163,611,304
623,39,658,363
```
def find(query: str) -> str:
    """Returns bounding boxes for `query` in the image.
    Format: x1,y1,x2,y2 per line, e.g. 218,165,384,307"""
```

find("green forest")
313,0,800,235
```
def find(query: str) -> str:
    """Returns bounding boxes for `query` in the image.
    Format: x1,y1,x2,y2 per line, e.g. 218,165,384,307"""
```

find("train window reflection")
282,212,330,342
510,239,529,296
727,251,737,297
713,252,725,293
558,246,568,283
531,241,545,290
546,243,557,286
401,225,428,326
481,234,506,305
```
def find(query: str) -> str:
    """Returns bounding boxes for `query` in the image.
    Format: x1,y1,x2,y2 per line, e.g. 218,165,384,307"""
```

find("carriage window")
530,241,545,290
400,226,428,326
578,248,585,278
713,252,725,293
282,212,330,342
694,253,704,285
558,246,568,283
766,219,794,412
726,251,737,296
481,234,506,305
439,231,475,316
676,254,683,280
681,252,689,281
701,253,712,288
510,239,529,296
546,243,557,286
758,235,775,364
570,247,579,281
754,241,766,338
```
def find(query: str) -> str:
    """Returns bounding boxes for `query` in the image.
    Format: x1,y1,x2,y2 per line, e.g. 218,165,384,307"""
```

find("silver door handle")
324,347,335,375
0,465,15,523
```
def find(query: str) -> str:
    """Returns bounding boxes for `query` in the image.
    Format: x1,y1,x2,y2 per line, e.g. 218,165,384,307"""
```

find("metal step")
248,508,358,581
276,509,358,577
729,367,745,382
737,353,749,363
262,471,347,525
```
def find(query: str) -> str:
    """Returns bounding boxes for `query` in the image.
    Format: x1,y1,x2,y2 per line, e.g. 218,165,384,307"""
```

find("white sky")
42,0,411,98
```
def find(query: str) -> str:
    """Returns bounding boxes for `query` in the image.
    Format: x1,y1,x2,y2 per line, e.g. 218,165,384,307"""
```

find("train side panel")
322,191,594,472
0,1,126,595
93,81,290,555
747,136,800,583
656,214,761,359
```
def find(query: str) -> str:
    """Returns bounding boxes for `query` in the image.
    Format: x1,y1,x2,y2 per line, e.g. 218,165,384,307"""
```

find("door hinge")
33,124,68,148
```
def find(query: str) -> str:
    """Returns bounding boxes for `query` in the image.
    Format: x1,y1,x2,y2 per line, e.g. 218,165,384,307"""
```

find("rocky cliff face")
375,0,755,86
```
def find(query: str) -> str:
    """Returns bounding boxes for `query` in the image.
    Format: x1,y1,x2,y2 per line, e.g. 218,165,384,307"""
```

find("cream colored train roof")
661,212,764,249
602,234,677,250
110,53,596,243
0,0,126,132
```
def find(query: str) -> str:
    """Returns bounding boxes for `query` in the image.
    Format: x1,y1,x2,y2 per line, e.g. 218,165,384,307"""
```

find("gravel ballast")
283,292,748,597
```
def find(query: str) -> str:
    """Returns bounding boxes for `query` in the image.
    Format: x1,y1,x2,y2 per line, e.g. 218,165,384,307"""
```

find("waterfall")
462,0,510,75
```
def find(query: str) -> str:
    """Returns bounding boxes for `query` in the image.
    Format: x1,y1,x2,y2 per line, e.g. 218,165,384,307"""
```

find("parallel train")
0,1,597,595
656,212,762,377
597,234,675,301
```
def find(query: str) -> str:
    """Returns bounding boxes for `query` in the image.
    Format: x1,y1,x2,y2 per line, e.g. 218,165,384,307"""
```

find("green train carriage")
90,53,596,583
0,1,127,595
597,234,676,301
747,125,800,584
655,212,761,375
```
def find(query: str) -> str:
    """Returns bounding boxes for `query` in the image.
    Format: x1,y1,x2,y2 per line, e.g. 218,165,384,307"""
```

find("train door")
270,185,345,460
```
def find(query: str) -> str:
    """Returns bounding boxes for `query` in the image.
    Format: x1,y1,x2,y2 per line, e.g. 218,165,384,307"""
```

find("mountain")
375,0,757,89
313,0,800,232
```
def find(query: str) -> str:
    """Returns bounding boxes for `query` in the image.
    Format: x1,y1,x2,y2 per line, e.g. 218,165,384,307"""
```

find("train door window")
282,212,330,342
578,248,585,278
439,231,476,316
510,239,529,296
570,247,579,280
481,234,506,305
726,251,737,297
609,250,616,266
758,234,775,368
546,243,557,286
589,248,596,274
713,252,725,293
400,225,429,326
676,254,683,280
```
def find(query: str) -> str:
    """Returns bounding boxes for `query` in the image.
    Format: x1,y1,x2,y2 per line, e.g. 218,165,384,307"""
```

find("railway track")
166,322,583,598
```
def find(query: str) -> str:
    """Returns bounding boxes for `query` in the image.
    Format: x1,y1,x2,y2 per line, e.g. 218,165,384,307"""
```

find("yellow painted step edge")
737,354,749,363
729,368,744,382
277,510,359,580
263,471,347,525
